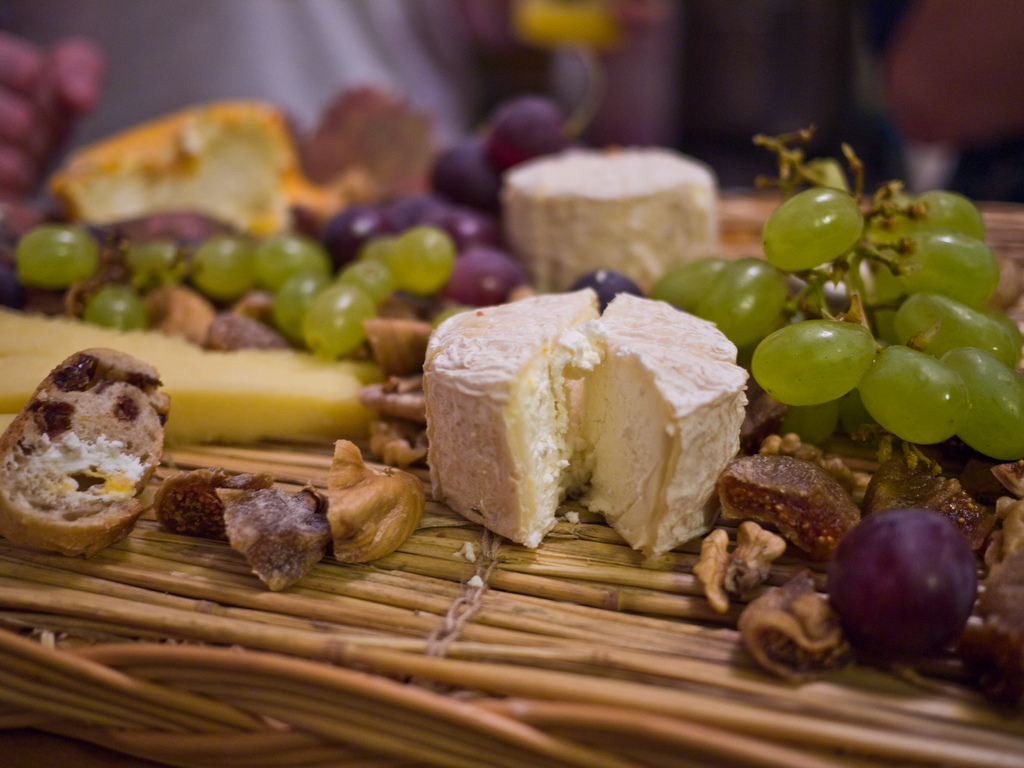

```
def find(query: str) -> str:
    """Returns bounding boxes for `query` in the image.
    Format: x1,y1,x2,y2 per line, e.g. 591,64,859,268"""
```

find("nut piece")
152,468,275,539
144,283,216,346
985,497,1024,571
717,455,861,561
327,439,424,562
369,417,427,468
218,486,331,591
693,529,731,614
363,317,432,377
694,522,787,614
358,375,426,423
738,570,851,681
993,459,1024,498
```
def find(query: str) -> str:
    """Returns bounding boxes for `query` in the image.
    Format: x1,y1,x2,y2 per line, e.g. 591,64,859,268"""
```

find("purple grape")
827,508,978,662
321,203,394,269
485,95,569,172
441,246,528,306
430,136,502,214
422,206,500,251
569,269,643,312
0,261,25,309
383,194,449,232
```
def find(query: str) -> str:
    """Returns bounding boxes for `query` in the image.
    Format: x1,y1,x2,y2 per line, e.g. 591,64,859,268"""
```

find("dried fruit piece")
218,486,330,591
862,457,995,550
739,383,787,455
738,570,850,681
153,468,275,540
717,454,860,561
205,312,291,351
993,459,1024,498
958,549,1024,710
363,317,432,377
144,283,216,346
759,432,869,502
327,439,424,563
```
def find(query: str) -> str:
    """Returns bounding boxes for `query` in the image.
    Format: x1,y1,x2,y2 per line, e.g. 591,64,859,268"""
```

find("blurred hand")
0,32,104,228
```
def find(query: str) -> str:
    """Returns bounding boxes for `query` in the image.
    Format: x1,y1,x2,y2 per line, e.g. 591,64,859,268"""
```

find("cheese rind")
48,100,345,234
502,148,718,292
424,291,601,547
580,294,748,557
0,309,382,445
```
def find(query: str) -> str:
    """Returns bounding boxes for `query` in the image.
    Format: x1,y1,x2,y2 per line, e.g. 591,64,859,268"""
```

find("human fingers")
0,141,38,194
50,36,105,114
0,30,43,94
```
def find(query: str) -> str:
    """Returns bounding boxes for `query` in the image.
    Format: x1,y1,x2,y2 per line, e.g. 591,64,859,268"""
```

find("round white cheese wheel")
502,147,719,292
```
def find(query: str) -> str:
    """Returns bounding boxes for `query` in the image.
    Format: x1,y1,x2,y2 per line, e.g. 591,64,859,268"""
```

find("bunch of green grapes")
14,221,456,361
651,134,1024,461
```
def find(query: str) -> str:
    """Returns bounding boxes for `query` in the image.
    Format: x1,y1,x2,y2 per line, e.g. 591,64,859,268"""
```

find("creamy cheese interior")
19,432,146,515
504,321,605,546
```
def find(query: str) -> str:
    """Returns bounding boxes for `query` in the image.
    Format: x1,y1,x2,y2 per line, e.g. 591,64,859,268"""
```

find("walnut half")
327,440,424,563
738,570,851,681
694,522,787,614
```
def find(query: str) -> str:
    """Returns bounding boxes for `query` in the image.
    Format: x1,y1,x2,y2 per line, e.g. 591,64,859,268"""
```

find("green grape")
384,225,456,296
897,229,999,308
648,256,728,313
693,257,787,348
893,292,1020,368
762,187,864,271
359,234,398,263
190,235,257,301
837,388,874,435
272,271,330,343
804,157,849,192
914,190,986,240
16,224,99,289
302,283,376,359
865,261,905,304
780,400,840,445
752,319,876,406
941,347,1024,460
254,234,331,292
125,239,180,290
82,285,148,331
857,345,967,445
984,307,1024,354
872,307,901,346
336,259,396,304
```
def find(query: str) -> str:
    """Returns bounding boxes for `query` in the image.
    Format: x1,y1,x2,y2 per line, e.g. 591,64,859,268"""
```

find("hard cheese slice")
580,294,748,558
424,290,602,547
0,309,381,445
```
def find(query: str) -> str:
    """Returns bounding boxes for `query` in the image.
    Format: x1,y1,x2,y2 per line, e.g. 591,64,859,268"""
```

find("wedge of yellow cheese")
0,309,382,445
48,100,348,234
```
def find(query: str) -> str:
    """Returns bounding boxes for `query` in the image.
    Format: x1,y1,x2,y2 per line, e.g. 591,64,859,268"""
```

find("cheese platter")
1,98,1024,767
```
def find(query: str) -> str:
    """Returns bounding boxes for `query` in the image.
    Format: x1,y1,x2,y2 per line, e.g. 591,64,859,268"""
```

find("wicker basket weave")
2,199,1024,767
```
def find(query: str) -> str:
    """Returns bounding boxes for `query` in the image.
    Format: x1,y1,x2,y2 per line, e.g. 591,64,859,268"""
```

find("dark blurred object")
679,0,899,189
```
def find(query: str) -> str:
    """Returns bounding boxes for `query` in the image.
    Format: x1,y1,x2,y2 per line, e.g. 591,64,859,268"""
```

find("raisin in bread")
0,348,170,556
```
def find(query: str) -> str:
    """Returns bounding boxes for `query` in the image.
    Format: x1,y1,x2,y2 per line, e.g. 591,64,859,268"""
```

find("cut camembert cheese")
424,290,602,547
424,291,748,557
502,147,718,292
580,294,748,557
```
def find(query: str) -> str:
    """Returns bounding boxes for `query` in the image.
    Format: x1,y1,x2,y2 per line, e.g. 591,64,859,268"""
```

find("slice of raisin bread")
0,348,170,556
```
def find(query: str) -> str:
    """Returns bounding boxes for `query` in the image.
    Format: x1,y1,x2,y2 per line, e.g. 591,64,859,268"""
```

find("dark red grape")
321,203,394,269
441,246,527,306
423,206,500,251
430,136,502,214
0,261,25,309
485,95,569,172
383,194,449,231
569,269,643,312
827,508,978,662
